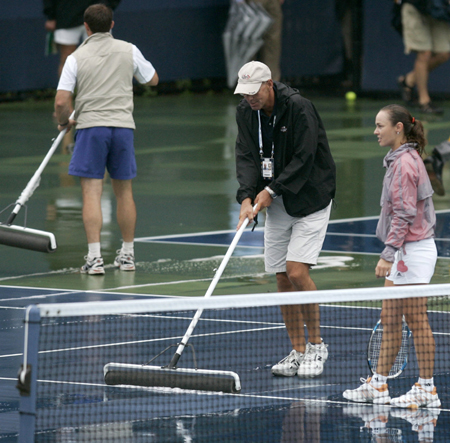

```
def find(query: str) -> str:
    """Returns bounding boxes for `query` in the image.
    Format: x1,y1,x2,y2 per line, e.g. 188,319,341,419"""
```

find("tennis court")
1,94,450,441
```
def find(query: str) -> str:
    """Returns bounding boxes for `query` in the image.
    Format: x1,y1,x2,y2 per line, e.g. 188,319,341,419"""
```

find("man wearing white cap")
234,61,336,378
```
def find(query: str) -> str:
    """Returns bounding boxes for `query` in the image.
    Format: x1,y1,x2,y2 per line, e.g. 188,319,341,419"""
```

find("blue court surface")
136,210,450,258
1,213,450,442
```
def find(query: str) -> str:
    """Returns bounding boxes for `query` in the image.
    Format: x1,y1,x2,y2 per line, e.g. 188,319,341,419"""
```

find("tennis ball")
345,91,357,101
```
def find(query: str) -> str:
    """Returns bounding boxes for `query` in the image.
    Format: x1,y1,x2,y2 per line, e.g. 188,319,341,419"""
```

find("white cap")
234,61,272,95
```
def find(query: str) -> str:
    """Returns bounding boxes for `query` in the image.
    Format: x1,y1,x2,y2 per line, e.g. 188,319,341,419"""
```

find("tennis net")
17,284,450,442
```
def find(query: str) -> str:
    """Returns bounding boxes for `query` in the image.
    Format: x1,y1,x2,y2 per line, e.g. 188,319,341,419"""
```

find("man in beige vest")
54,3,158,275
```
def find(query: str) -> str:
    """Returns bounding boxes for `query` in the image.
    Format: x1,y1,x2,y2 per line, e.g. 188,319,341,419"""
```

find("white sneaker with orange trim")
343,377,391,404
390,383,441,409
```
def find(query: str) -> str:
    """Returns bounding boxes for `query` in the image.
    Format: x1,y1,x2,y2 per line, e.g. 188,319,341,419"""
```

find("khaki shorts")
402,3,450,54
264,198,331,273
386,238,437,285
54,25,87,46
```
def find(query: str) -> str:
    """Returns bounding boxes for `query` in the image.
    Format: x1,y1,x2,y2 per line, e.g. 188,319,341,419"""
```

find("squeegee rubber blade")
0,225,54,252
104,365,240,393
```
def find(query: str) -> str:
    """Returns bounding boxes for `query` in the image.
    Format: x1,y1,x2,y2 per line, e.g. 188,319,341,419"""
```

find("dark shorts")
69,127,136,180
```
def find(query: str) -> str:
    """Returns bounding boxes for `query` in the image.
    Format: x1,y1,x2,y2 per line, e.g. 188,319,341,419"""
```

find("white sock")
371,372,387,388
121,241,134,256
87,242,101,260
418,377,434,392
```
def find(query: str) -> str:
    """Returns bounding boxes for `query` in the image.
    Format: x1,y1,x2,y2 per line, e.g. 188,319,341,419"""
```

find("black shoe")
397,75,414,104
418,102,444,115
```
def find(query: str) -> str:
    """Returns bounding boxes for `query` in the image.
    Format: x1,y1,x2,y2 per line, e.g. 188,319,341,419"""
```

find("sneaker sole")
297,371,323,379
81,268,105,275
271,370,298,377
343,392,391,404
391,399,441,409
114,261,135,271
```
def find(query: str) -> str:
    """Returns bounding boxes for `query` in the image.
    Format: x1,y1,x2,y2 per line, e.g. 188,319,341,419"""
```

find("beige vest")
73,33,135,129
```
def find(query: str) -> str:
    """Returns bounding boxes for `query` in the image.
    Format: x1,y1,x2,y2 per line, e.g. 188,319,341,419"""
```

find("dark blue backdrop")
2,0,449,94
362,0,450,93
0,0,343,93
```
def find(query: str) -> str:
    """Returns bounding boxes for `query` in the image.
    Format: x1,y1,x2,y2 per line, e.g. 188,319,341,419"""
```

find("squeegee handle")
171,204,258,362
9,111,75,221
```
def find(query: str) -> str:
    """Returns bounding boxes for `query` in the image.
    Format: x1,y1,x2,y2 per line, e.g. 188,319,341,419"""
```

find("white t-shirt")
58,45,156,92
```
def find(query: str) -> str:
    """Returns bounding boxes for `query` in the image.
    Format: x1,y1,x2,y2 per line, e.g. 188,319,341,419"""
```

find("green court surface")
1,93,450,296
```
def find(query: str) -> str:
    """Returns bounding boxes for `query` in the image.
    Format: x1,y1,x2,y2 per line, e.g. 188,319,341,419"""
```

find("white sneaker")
297,341,328,378
390,383,441,409
271,350,303,376
343,377,391,404
114,249,136,271
80,256,105,275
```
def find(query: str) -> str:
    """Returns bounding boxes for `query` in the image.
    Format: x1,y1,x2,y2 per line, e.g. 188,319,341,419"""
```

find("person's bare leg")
287,261,321,344
80,178,103,244
111,179,136,243
277,262,322,353
404,297,435,379
277,272,307,353
376,280,403,376
57,44,78,77
414,50,432,105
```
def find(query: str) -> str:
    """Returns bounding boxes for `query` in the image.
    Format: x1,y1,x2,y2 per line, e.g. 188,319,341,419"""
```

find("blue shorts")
69,127,137,180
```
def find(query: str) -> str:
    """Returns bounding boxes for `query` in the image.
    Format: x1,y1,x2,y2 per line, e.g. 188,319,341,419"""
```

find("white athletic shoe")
297,341,329,378
390,383,441,409
80,256,105,275
271,350,303,376
343,377,391,404
390,408,440,440
114,250,136,271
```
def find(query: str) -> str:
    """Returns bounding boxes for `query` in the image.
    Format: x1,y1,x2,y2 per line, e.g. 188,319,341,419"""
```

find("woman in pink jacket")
343,104,440,409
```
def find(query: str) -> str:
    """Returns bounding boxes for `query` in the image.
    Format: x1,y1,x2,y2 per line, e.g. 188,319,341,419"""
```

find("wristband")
264,186,278,199
59,121,69,127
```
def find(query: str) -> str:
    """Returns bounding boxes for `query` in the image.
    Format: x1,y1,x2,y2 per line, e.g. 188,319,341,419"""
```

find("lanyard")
258,110,276,159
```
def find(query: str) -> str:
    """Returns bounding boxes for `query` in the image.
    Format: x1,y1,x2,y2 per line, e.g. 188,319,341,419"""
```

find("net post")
17,305,41,443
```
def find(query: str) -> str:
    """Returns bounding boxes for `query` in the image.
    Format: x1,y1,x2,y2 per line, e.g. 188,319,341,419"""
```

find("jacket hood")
383,143,418,169
273,82,301,119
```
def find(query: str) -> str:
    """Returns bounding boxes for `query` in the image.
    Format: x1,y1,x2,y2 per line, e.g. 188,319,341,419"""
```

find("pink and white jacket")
376,143,435,262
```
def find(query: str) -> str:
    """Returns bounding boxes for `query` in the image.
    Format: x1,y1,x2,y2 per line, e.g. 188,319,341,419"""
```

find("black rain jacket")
235,82,336,217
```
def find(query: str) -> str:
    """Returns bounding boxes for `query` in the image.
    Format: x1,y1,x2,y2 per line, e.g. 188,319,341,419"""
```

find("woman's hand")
375,258,393,278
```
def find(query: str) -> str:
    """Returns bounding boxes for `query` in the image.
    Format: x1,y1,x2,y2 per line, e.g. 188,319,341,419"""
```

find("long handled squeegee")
104,206,258,394
0,113,74,253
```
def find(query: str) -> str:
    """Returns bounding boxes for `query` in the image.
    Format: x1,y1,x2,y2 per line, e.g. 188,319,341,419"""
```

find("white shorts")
264,198,332,273
386,238,437,285
54,25,87,46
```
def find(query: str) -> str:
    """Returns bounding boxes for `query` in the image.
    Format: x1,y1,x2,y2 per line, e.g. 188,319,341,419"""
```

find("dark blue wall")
0,0,344,93
362,0,450,93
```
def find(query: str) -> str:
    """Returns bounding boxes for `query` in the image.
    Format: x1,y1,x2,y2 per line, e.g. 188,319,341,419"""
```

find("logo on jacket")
281,126,287,132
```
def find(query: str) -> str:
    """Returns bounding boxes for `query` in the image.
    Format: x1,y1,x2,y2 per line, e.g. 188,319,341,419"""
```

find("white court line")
3,317,448,360
9,377,448,414
0,326,285,359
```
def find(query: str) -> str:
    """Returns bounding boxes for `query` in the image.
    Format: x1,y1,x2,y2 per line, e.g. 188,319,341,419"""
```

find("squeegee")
0,112,74,253
104,205,258,393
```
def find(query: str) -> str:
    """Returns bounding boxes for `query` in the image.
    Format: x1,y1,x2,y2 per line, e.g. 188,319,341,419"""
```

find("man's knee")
276,272,292,292
286,262,311,290
415,50,432,63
